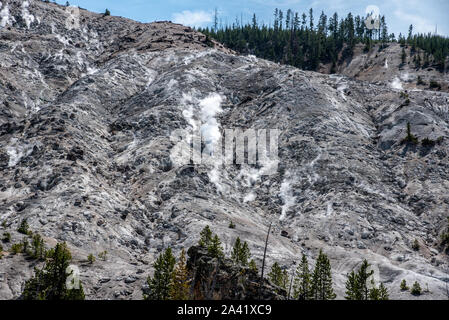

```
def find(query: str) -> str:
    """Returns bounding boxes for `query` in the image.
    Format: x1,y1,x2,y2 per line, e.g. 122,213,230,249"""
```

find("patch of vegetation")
422,138,436,147
411,281,422,295
429,80,442,90
144,247,176,300
88,253,96,264
25,234,46,260
98,250,108,261
417,76,426,85
345,259,389,300
228,220,236,229
204,35,214,48
292,254,312,300
268,262,289,291
22,242,85,300
401,48,407,65
412,239,420,251
104,9,110,17
249,259,258,273
401,122,419,145
2,232,11,243
17,219,31,235
400,279,409,291
11,243,24,255
231,237,251,266
169,249,191,300
198,225,224,258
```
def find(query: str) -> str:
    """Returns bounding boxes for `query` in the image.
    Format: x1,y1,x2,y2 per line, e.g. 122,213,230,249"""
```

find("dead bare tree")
259,222,272,299
287,267,295,300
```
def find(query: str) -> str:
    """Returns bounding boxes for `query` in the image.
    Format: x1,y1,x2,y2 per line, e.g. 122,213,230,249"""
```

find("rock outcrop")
0,0,448,300
186,246,285,300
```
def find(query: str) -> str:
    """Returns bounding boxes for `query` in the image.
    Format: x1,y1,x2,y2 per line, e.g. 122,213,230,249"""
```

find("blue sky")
56,0,449,36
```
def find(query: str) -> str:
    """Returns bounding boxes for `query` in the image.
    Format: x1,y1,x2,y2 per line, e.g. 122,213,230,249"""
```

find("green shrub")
2,232,11,243
104,9,110,16
422,138,436,147
228,221,236,229
88,253,96,264
411,281,422,295
28,234,45,260
11,243,24,254
18,219,30,235
249,259,258,273
98,250,108,261
400,279,409,291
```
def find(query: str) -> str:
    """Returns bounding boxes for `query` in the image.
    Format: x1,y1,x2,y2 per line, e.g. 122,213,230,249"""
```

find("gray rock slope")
0,0,448,299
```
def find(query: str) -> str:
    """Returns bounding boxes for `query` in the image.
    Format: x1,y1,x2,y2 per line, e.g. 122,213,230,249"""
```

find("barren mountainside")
0,0,449,300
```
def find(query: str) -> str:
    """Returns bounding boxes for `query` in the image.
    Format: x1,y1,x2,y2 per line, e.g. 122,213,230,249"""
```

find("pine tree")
22,242,84,300
145,248,176,300
231,237,251,266
30,233,45,260
378,283,389,300
199,7,448,74
345,259,373,300
401,47,407,65
268,262,288,289
411,281,422,295
169,249,191,300
368,279,389,300
208,235,224,258
18,219,30,235
400,279,409,291
249,259,258,273
293,254,312,300
231,237,242,263
199,226,213,247
345,270,360,300
311,250,336,300
345,259,389,300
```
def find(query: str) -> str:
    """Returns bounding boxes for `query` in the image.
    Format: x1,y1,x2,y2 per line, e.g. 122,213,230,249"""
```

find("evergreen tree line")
144,225,390,300
7,220,437,300
199,8,449,72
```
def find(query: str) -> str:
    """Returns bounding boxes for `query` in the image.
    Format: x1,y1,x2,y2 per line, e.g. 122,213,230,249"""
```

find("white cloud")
394,9,436,34
172,10,213,27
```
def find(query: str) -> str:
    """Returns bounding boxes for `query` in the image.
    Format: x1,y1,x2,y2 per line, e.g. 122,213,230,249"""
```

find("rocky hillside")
320,43,449,93
0,0,448,300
